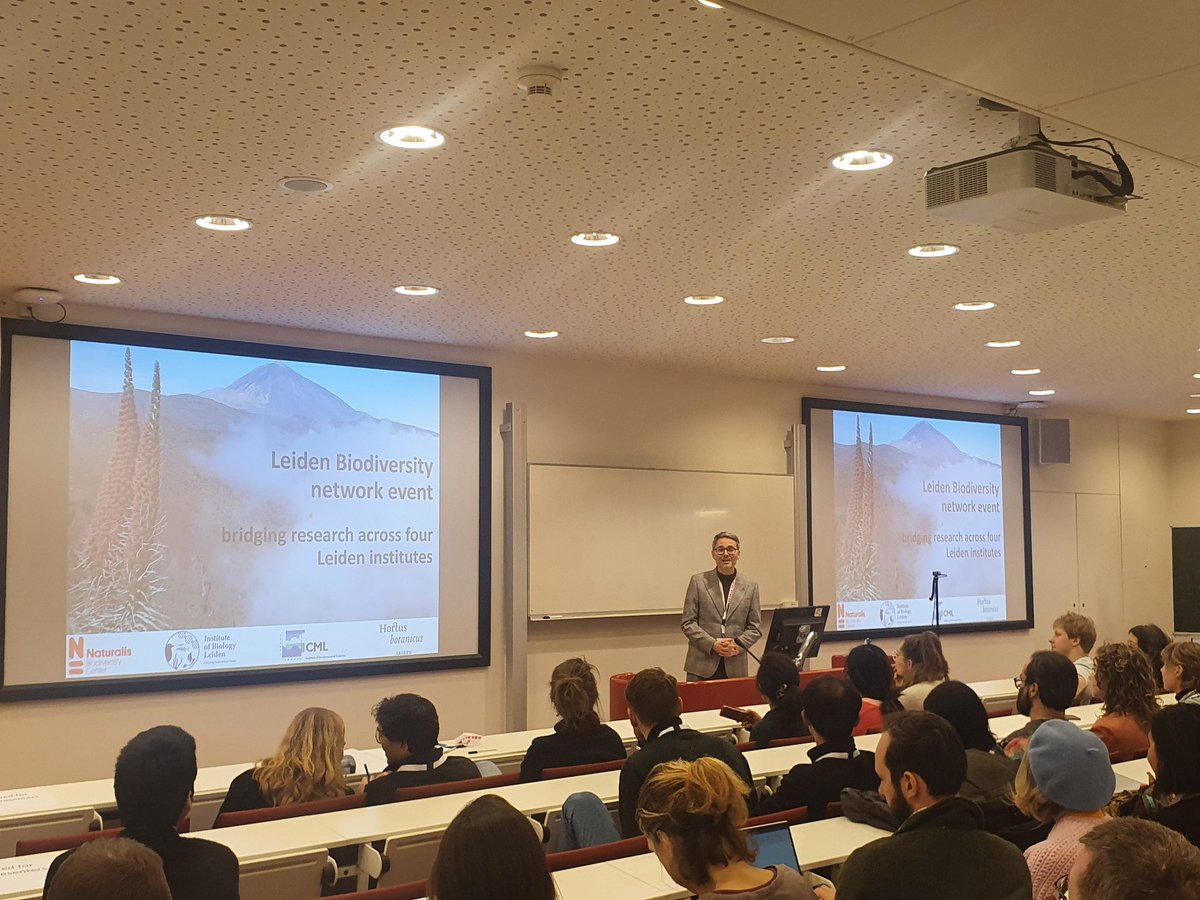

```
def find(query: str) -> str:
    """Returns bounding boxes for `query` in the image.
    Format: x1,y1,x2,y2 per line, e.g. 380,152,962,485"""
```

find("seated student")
844,643,902,734
1049,610,1098,704
1013,720,1114,900
1089,642,1157,758
217,706,351,815
742,651,809,746
364,693,481,805
1068,817,1200,900
46,837,171,900
558,667,753,847
638,758,822,900
1118,702,1200,846
752,675,877,820
894,631,949,711
44,726,239,900
1160,639,1200,706
428,794,555,900
1127,624,1171,690
835,711,1031,900
923,681,1020,825
519,657,626,782
1000,650,1078,762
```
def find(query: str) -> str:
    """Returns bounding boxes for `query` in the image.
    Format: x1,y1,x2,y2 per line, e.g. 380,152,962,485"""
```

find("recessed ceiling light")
1029,389,1056,396
195,215,252,232
954,301,995,312
1194,374,1200,379
73,273,121,285
908,244,960,258
1188,409,1200,415
684,295,724,306
759,336,795,344
1011,368,1042,376
524,330,559,339
1191,394,1200,398
377,125,446,149
570,232,620,247
816,365,847,372
278,176,333,194
695,0,724,7
393,285,440,297
986,340,1021,349
830,150,895,172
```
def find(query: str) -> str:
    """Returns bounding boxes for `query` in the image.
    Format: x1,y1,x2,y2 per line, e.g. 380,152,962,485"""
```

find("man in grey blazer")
681,531,762,681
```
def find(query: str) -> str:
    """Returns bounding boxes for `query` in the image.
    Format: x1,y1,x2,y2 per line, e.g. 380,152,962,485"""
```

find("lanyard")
720,576,736,635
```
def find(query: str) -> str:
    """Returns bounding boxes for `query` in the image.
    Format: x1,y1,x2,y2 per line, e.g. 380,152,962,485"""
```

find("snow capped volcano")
888,420,966,465
199,362,364,425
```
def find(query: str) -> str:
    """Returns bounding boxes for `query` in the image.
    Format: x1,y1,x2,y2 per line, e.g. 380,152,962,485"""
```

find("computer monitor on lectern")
765,605,830,666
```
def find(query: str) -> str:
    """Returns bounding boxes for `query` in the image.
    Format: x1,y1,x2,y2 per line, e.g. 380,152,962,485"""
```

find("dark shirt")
363,747,482,805
618,718,752,838
752,739,878,820
518,721,627,782
835,797,1032,900
45,826,240,900
747,705,809,747
1122,788,1200,847
717,569,736,599
215,768,354,818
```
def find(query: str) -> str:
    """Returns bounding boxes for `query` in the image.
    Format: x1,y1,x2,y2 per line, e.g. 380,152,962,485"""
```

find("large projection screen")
803,397,1033,639
1,321,490,700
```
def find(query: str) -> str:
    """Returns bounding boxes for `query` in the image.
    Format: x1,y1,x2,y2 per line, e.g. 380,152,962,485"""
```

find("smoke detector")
14,287,64,305
517,65,563,97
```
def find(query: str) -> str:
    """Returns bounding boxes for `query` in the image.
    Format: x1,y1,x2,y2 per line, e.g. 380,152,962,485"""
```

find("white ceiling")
2,0,1199,419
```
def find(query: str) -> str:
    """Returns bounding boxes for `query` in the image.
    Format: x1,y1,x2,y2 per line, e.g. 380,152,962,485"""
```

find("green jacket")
835,796,1032,900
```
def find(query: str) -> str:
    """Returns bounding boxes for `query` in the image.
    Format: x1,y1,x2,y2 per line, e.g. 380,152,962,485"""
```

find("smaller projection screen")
803,398,1033,639
1,321,490,700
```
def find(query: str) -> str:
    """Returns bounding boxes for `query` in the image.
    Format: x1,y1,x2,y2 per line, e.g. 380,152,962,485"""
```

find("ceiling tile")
726,0,963,44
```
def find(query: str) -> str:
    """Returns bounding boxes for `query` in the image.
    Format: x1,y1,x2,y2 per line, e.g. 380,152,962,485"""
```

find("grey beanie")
1027,719,1116,811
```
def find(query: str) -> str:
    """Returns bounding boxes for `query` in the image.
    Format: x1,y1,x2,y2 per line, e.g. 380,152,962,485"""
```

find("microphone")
793,629,819,666
933,571,949,578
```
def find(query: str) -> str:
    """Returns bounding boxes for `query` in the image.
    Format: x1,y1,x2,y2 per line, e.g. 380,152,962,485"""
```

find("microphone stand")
929,571,948,634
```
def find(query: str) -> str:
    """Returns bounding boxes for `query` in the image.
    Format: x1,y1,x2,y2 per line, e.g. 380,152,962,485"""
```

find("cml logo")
281,630,330,658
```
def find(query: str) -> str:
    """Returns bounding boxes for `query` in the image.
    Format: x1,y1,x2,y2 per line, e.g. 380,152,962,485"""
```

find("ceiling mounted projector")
925,146,1128,233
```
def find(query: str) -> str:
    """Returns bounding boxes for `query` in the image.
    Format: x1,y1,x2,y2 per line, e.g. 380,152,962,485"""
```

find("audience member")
217,706,350,815
45,837,171,900
1089,642,1156,758
1161,639,1200,705
894,631,949,711
519,657,626,782
1049,611,1097,704
1000,650,1078,761
743,651,809,746
923,681,1019,823
752,675,876,820
1012,720,1114,900
558,667,752,847
364,694,481,805
637,758,820,900
844,643,901,734
428,794,555,900
1068,817,1200,900
44,726,239,900
1118,702,1200,845
835,711,1031,900
1127,624,1170,690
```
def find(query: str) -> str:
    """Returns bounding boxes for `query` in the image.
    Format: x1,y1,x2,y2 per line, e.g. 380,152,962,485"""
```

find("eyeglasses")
1013,674,1026,688
713,548,739,555
1054,873,1070,899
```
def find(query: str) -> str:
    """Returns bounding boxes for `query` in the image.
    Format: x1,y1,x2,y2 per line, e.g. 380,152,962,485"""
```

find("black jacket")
364,748,481,805
747,706,809,747
518,722,627,782
752,739,877,820
618,719,752,838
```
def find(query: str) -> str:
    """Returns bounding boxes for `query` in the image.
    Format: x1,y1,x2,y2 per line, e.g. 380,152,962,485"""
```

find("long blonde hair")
254,707,348,806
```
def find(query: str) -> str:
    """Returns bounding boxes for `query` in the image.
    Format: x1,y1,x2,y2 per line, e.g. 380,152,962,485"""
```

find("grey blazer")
681,570,762,678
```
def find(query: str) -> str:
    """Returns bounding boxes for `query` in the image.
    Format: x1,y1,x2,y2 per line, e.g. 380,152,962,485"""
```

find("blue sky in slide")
70,341,440,430
833,410,1001,465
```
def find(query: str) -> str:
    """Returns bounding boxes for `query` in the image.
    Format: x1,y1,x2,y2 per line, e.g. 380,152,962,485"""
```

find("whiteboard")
528,464,797,619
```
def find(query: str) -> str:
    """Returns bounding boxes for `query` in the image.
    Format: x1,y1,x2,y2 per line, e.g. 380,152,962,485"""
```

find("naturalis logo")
66,636,133,677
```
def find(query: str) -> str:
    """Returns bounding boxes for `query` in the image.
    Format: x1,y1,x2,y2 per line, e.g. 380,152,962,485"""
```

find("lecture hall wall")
0,305,1190,789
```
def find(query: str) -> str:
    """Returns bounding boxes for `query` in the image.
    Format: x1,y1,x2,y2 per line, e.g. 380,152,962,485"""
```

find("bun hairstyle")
636,757,754,888
550,657,602,732
898,631,950,688
755,651,802,714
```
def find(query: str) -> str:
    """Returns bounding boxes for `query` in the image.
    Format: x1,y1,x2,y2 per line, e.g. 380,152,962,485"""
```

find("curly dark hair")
1093,642,1158,729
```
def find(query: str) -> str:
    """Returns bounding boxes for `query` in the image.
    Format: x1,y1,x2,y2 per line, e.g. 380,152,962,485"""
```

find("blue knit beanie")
1027,719,1116,811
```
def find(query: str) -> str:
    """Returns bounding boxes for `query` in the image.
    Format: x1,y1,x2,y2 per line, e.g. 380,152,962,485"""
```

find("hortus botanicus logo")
164,631,200,670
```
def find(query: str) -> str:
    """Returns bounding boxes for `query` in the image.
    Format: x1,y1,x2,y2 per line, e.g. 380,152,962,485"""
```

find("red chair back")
393,772,520,803
767,736,814,748
335,881,428,900
1108,748,1147,764
15,818,192,856
213,792,366,828
546,835,649,872
542,758,625,780
987,708,1014,719
744,805,810,829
